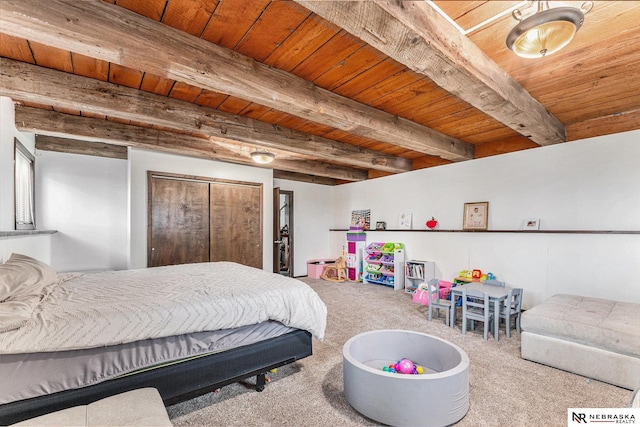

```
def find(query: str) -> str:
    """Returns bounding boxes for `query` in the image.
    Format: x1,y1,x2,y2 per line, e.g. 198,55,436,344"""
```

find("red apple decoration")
426,217,438,229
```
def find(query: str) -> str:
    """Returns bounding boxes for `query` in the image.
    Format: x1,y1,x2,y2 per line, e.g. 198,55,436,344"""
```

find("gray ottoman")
11,388,172,426
521,294,640,390
343,329,469,427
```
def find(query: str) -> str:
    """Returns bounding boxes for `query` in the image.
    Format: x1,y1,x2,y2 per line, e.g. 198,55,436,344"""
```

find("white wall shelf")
331,229,639,235
0,230,57,237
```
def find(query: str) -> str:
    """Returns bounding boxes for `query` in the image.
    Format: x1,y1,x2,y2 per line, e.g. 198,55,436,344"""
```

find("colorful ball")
396,358,415,374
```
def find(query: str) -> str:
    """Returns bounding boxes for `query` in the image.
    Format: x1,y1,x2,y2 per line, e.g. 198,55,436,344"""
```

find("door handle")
274,240,282,244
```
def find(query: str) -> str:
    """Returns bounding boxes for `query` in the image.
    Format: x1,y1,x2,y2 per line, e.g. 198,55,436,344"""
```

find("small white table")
449,282,512,342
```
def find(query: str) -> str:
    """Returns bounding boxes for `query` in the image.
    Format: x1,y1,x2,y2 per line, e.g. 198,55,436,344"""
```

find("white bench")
11,388,172,427
521,294,640,390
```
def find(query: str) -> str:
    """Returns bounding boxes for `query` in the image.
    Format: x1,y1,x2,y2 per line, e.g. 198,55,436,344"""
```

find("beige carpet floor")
167,278,632,426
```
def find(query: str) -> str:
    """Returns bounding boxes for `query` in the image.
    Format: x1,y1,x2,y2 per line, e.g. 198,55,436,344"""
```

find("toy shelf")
362,242,405,290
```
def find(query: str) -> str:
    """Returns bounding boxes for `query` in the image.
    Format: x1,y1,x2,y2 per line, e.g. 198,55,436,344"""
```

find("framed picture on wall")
399,212,412,229
350,209,371,230
375,221,386,230
463,202,489,230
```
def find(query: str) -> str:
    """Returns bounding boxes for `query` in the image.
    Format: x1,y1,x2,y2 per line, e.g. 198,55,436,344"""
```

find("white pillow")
0,254,58,332
0,253,57,302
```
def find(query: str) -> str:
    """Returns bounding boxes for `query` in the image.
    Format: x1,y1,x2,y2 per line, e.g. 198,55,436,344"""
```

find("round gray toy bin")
343,329,469,427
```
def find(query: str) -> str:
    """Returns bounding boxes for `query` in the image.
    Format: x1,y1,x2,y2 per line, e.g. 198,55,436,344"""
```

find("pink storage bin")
307,259,336,279
412,281,453,305
439,280,453,299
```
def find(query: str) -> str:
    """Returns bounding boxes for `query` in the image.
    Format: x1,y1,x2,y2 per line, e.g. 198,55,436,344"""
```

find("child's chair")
426,279,453,327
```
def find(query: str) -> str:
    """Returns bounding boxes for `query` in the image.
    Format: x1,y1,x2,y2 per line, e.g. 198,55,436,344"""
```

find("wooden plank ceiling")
1,0,639,185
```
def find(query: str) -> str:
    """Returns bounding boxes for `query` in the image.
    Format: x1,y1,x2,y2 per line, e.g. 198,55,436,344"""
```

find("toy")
367,242,384,252
382,358,424,375
320,256,348,282
486,272,496,280
396,358,415,374
381,254,393,263
426,217,438,229
367,253,382,262
358,217,368,231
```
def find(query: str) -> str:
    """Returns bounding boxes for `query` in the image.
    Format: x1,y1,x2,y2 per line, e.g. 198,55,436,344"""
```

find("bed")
0,253,327,425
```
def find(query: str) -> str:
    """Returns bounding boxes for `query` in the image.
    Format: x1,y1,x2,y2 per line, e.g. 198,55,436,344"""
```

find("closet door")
210,181,263,269
148,175,210,267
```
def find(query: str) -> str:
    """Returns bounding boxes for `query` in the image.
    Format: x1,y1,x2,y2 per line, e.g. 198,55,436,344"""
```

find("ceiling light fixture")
506,0,593,59
250,150,275,164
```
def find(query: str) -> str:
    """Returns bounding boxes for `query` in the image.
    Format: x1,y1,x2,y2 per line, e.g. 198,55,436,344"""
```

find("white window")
15,139,35,230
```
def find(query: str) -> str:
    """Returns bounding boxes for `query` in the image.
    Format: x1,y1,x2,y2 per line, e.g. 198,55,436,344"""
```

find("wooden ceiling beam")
296,0,566,146
566,109,640,141
15,106,369,182
0,0,474,162
36,135,128,159
0,58,410,174
273,170,336,186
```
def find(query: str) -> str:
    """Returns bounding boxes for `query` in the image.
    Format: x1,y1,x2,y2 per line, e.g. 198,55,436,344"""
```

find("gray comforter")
0,261,327,354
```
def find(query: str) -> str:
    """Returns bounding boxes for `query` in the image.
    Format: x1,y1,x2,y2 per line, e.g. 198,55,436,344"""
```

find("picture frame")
463,202,489,230
375,221,386,230
399,212,412,229
350,209,371,230
523,218,540,230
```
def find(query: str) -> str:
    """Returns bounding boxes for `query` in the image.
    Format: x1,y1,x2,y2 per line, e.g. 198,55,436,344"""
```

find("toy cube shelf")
362,242,405,290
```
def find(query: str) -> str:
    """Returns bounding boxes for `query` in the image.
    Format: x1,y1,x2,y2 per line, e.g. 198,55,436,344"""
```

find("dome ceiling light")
506,0,593,59
250,150,275,164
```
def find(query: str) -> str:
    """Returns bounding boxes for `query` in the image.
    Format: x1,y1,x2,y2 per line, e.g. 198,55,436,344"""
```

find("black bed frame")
0,329,312,425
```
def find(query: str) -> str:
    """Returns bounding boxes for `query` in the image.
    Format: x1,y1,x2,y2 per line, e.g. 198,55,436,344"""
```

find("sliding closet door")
148,175,210,267
210,181,263,269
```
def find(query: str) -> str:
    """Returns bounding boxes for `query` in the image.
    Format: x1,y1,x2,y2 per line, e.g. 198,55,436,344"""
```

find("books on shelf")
404,260,436,294
406,262,426,278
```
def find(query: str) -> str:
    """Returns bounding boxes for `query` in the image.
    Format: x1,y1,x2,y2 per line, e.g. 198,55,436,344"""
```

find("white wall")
274,178,334,277
0,97,48,264
0,97,35,231
129,149,274,270
330,130,640,308
0,234,53,265
36,151,128,272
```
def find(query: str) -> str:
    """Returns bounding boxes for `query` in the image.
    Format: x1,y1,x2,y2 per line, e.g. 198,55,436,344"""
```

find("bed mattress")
1,320,294,405
1,261,327,354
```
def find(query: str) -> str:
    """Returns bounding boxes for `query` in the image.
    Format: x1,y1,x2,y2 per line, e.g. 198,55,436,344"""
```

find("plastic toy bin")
346,232,366,241
307,259,335,279
343,330,469,427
